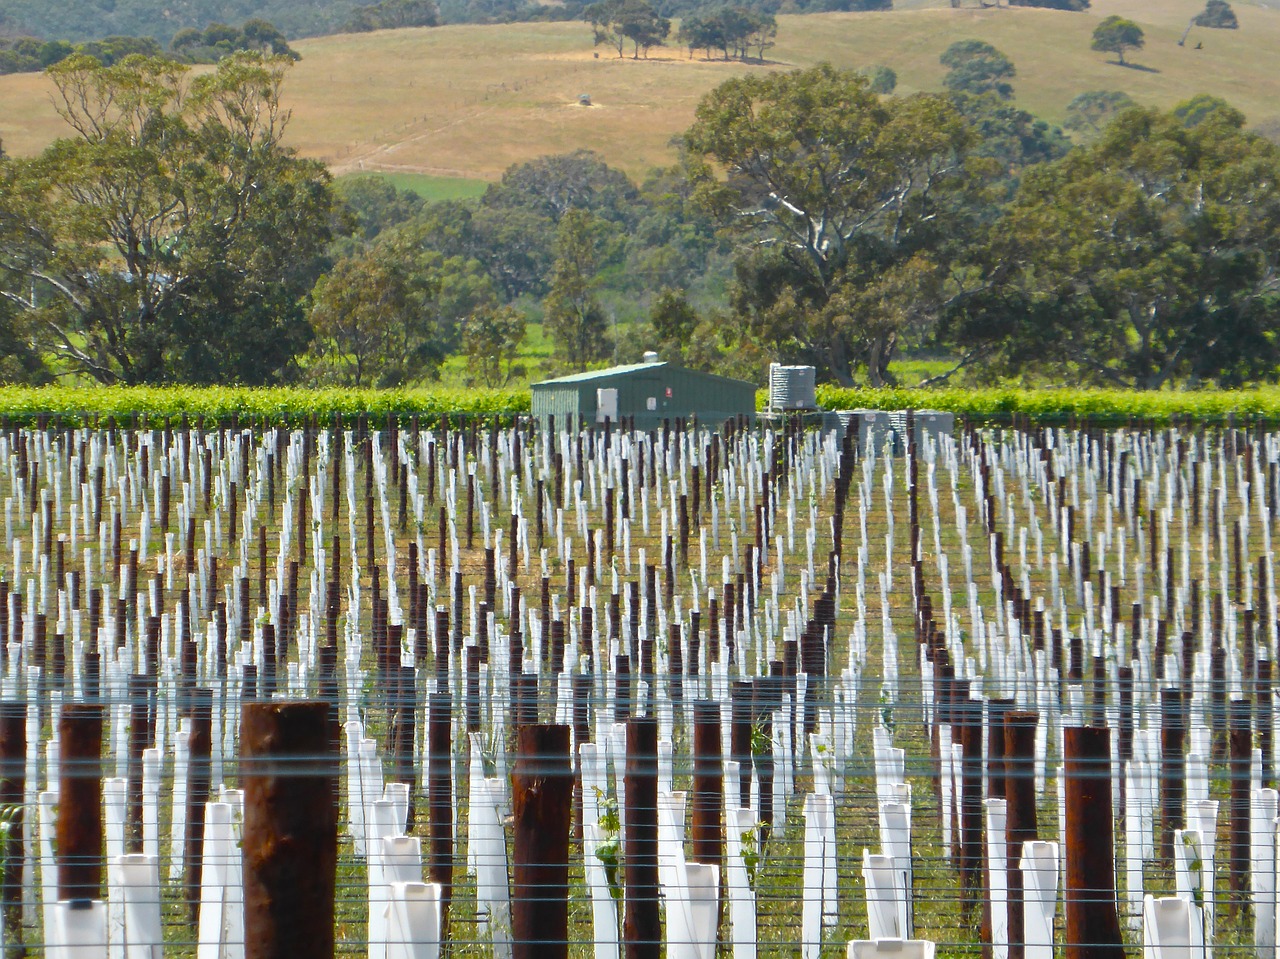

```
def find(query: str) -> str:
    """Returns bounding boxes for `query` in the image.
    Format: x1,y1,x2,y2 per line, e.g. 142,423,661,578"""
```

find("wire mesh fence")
0,412,1273,957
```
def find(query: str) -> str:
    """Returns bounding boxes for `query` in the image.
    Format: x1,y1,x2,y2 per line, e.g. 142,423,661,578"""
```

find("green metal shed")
531,361,758,432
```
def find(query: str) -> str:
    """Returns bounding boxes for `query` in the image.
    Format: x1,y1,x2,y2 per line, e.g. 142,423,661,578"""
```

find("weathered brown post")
691,699,723,945
510,724,573,959
691,700,723,867
1160,687,1185,864
1228,698,1251,915
58,703,104,900
730,681,753,809
1063,726,1124,959
1004,711,1038,959
241,701,337,959
186,687,213,924
428,692,453,938
127,674,148,851
0,701,24,937
624,716,660,959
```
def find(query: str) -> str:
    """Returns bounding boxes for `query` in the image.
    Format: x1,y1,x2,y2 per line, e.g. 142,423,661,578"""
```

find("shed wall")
532,365,757,431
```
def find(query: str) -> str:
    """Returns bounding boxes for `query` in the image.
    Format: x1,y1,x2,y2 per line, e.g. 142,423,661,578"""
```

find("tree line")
2,48,1277,392
0,0,1101,47
0,19,296,76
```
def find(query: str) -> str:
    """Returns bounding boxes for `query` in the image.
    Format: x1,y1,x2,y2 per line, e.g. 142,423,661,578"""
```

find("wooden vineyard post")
510,723,573,959
1228,698,1251,915
691,700,724,866
127,674,149,851
428,692,454,938
691,699,723,942
0,700,24,939
624,716,661,959
241,701,338,959
58,703,104,900
1004,711,1038,959
186,687,213,924
958,692,983,917
1160,688,1186,864
1063,726,1123,959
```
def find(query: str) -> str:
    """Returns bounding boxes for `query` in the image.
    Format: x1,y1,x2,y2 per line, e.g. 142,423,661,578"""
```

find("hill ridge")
2,0,1277,180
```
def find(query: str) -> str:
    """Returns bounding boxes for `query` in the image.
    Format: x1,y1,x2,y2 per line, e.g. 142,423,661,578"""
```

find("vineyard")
10,384,1280,426
0,404,1273,957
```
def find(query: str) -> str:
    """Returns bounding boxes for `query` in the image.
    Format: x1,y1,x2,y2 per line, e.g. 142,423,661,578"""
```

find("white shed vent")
768,363,817,411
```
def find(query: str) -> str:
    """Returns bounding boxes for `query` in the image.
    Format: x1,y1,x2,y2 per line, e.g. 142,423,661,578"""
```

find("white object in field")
371,836,425,959
938,725,952,859
116,854,163,959
583,823,620,959
1143,895,1204,959
367,799,407,959
345,723,368,854
357,738,384,855
879,798,913,938
657,790,717,959
169,722,191,880
579,742,603,829
52,899,108,959
1251,788,1277,951
985,800,1008,959
846,939,936,959
470,777,511,959
862,851,903,941
1173,830,1210,957
1124,764,1145,925
803,791,837,928
1019,840,1059,959
657,790,688,892
872,726,905,806
725,806,758,959
681,864,720,959
197,801,244,959
104,777,128,958
39,790,58,950
596,389,619,425
142,749,161,864
384,782,411,835
386,881,442,959
1184,798,1218,941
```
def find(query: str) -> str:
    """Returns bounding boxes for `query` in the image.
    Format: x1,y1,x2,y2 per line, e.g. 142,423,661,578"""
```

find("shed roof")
532,361,756,390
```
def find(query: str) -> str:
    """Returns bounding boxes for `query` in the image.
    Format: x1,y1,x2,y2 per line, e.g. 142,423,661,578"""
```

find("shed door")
596,388,619,424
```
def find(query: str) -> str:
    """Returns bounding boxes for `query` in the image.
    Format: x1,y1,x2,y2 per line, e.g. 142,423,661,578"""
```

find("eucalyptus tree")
683,63,985,386
0,51,336,384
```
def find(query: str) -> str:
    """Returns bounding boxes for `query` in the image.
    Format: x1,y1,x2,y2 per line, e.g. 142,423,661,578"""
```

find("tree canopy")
1063,90,1136,139
678,8,776,62
585,0,670,58
1092,15,1144,65
0,52,335,384
940,40,1016,100
1194,0,1238,29
948,104,1280,389
684,63,980,386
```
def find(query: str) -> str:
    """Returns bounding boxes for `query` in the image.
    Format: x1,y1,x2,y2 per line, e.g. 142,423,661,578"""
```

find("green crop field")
345,171,489,201
1,0,1278,183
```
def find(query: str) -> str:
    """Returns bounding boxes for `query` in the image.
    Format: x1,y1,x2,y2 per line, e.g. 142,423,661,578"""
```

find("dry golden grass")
1,0,1278,181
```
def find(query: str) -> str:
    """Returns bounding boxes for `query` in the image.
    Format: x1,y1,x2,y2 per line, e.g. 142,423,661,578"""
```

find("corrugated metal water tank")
768,364,817,411
914,409,955,451
825,409,954,454
827,409,895,453
889,409,955,453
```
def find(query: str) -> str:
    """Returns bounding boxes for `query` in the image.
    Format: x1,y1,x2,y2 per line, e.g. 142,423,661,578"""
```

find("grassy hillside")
2,0,1278,181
